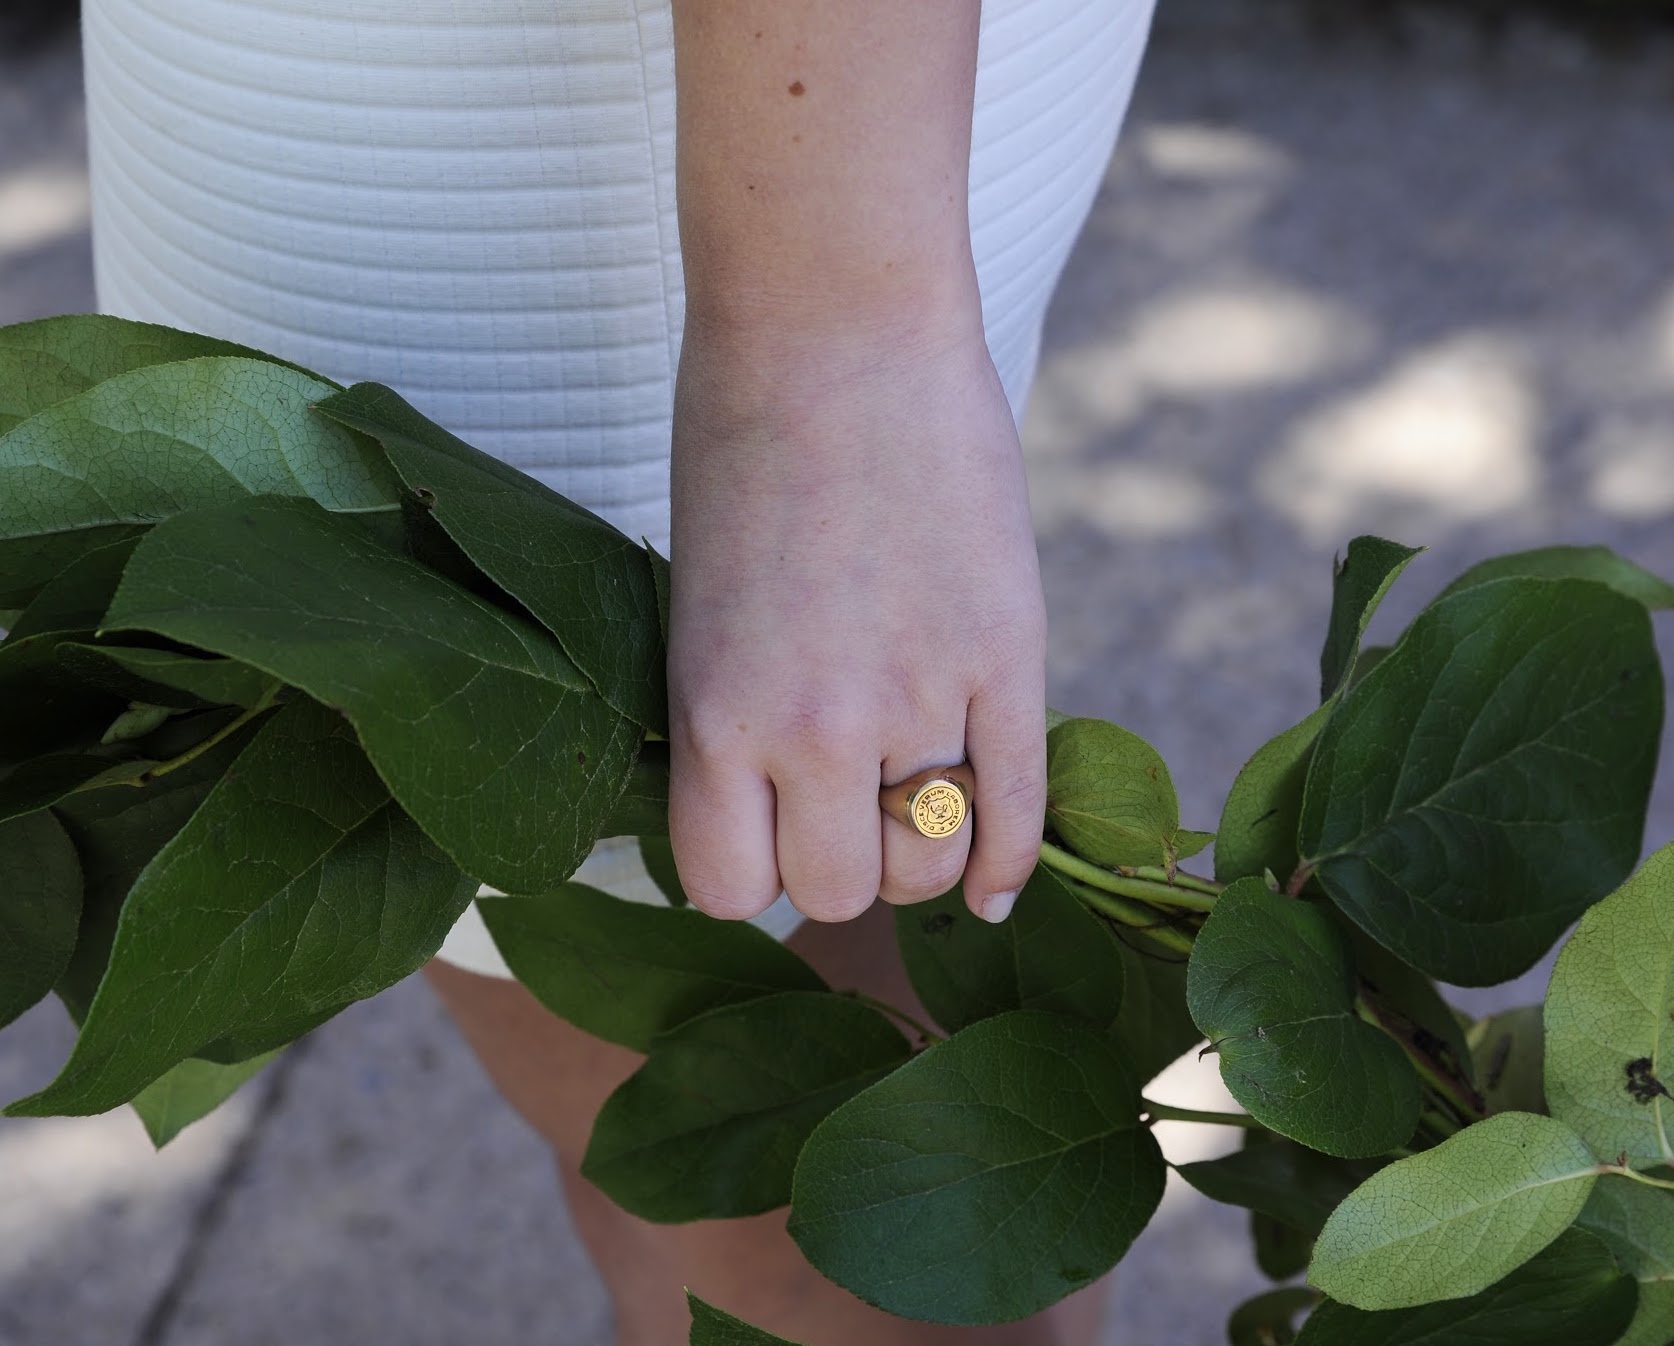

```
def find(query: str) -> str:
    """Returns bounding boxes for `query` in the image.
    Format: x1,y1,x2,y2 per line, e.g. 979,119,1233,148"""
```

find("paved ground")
3,3,1674,1343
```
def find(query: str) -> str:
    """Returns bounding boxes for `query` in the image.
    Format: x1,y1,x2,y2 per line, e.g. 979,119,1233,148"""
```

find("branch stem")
104,691,282,790
1039,841,1217,911
1603,1165,1674,1193
1143,1100,1263,1129
1062,877,1197,956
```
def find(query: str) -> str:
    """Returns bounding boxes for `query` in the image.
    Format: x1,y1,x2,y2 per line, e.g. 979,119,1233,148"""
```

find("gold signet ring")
879,763,975,840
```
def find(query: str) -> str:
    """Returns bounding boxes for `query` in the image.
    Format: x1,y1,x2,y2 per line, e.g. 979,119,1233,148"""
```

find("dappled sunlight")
0,1100,253,1284
0,165,89,258
1257,334,1542,545
1026,280,1370,542
1031,460,1219,541
1134,122,1293,184
1584,417,1674,521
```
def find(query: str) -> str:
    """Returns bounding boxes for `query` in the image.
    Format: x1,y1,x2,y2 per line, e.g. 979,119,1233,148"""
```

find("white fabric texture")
83,0,1155,978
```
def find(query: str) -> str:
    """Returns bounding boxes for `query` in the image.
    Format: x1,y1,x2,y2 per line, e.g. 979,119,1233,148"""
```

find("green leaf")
1219,540,1418,886
1108,937,1199,1084
1319,536,1423,701
1296,1228,1638,1346
8,700,475,1116
49,711,259,1023
5,531,140,641
1186,877,1419,1157
1577,1178,1674,1346
581,991,909,1222
894,865,1124,1035
601,738,669,839
100,703,174,745
0,811,82,1029
0,314,327,436
0,629,126,764
647,540,671,648
1177,1138,1381,1238
1546,843,1674,1167
1046,716,1193,869
130,1050,279,1149
1256,1210,1314,1281
0,755,154,825
1343,919,1474,1089
0,357,400,606
1309,1112,1601,1310
478,882,824,1052
788,1010,1166,1325
1468,1005,1546,1117
1227,1287,1319,1346
1441,545,1674,612
104,496,640,894
1299,577,1663,986
314,383,666,733
1216,702,1334,886
56,644,281,712
687,1293,803,1346
636,835,688,907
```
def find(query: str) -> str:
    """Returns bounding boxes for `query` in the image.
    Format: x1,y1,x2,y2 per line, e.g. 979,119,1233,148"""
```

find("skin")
666,0,1048,929
428,4,1068,1339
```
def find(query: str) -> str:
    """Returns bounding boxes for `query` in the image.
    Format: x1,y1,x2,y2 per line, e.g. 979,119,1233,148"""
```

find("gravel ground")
2,3,1673,1343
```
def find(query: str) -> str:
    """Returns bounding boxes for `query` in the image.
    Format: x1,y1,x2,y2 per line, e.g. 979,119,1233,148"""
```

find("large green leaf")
0,314,325,435
1344,919,1474,1088
49,711,262,1023
893,865,1124,1035
687,1294,802,1346
103,496,640,894
130,1050,279,1149
601,738,669,838
5,531,139,641
1218,538,1417,886
1577,1178,1674,1346
0,629,127,765
0,357,399,606
8,700,475,1117
1215,701,1334,886
1108,937,1199,1084
1045,717,1195,869
1296,1227,1637,1346
478,882,825,1052
1441,545,1674,612
1299,577,1663,986
1177,1137,1380,1237
315,383,666,733
788,1010,1166,1325
0,755,155,825
56,644,280,713
1309,1112,1600,1310
1468,1005,1546,1117
1319,536,1423,701
1546,844,1674,1167
1186,878,1419,1157
0,811,82,1029
581,992,909,1222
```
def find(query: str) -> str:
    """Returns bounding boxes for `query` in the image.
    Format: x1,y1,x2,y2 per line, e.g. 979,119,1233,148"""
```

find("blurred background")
3,1,1674,1342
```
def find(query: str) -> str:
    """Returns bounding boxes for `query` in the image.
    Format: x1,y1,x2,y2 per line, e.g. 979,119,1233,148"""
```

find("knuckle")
780,696,871,760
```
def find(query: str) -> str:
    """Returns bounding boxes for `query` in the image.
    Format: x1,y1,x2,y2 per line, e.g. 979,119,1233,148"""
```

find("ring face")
911,781,967,839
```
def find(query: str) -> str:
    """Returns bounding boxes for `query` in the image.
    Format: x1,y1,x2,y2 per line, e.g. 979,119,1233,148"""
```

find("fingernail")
981,889,1019,924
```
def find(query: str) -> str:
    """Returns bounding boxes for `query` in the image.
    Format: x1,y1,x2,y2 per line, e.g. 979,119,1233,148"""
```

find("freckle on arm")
788,80,805,96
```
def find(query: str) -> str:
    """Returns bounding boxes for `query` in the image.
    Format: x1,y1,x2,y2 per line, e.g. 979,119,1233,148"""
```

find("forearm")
670,0,984,358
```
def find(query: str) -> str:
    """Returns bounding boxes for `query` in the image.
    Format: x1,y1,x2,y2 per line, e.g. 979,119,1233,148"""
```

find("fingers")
773,744,883,923
960,675,1047,924
879,727,972,906
668,742,781,921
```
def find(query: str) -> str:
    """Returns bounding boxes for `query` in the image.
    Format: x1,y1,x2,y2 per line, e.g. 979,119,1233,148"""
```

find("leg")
424,903,1107,1345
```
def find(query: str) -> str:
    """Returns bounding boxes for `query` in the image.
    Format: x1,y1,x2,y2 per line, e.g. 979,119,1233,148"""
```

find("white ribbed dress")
84,0,1155,975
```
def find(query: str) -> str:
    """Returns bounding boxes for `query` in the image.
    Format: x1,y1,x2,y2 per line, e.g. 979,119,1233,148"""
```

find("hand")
666,314,1047,925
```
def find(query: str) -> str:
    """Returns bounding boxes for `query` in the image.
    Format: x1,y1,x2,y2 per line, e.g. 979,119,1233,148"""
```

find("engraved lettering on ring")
911,781,966,839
